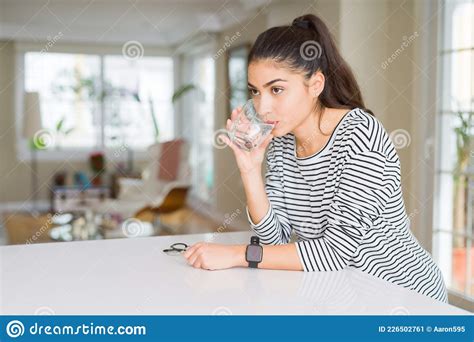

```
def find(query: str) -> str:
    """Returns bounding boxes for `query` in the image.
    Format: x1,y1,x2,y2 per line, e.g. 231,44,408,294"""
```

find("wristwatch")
245,236,263,268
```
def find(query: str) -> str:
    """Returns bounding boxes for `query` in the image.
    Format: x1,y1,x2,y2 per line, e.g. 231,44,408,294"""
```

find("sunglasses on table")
162,242,189,255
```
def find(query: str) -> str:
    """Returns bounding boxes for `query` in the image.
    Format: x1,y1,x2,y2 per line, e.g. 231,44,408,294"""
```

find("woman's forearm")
241,168,270,225
232,243,304,271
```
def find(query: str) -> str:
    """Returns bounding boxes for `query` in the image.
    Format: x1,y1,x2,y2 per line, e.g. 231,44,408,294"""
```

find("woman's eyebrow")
248,78,288,88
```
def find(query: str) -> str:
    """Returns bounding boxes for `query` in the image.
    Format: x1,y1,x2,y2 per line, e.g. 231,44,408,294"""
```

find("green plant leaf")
64,128,74,135
132,92,141,102
56,118,64,132
172,84,196,103
149,97,159,141
453,108,474,178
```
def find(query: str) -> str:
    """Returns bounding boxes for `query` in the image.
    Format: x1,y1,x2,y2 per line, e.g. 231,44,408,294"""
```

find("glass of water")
227,99,275,152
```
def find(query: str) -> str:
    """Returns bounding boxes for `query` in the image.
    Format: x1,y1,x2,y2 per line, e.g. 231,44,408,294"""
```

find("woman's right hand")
219,106,273,175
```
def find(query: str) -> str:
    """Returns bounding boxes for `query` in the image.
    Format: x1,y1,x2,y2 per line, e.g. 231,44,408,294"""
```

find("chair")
3,212,55,245
97,139,192,221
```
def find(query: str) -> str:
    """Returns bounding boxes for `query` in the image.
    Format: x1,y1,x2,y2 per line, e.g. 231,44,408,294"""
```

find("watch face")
246,245,263,262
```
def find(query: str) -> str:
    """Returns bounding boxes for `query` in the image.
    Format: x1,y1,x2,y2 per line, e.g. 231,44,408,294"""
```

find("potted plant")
453,108,474,244
452,106,474,291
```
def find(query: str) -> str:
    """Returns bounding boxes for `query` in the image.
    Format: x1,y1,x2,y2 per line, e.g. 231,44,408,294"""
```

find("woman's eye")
249,89,259,96
272,87,283,95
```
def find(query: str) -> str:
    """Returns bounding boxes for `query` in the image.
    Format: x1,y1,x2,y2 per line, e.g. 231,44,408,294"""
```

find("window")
434,0,474,300
24,52,101,148
23,51,174,151
182,52,215,203
103,56,174,148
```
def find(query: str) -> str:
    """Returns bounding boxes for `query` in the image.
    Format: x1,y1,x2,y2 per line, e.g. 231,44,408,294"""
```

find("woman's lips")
266,120,279,126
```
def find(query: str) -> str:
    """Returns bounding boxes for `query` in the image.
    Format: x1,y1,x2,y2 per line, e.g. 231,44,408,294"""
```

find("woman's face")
247,59,323,137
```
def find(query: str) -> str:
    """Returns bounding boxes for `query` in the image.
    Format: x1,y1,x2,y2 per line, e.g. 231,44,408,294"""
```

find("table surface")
1,231,470,315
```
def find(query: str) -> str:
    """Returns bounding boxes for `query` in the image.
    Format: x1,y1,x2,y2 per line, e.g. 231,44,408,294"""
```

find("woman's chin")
271,127,287,137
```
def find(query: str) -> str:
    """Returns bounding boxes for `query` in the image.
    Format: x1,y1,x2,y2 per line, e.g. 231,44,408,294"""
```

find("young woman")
183,14,448,303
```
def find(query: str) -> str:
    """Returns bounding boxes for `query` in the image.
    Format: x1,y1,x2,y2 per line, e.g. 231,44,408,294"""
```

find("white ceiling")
0,0,268,46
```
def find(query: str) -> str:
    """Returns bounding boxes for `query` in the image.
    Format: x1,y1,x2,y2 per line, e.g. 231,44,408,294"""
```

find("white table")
0,231,470,315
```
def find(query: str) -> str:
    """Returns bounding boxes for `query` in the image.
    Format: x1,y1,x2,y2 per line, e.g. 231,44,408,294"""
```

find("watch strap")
248,261,258,268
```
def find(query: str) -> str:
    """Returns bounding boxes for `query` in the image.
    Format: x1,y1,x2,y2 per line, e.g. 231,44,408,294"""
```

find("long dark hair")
248,13,373,130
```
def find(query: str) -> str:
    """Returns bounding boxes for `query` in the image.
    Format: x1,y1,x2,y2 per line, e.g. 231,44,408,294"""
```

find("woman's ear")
308,71,325,98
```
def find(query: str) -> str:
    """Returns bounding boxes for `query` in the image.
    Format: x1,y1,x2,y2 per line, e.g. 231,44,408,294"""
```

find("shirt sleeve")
245,141,293,244
295,150,394,272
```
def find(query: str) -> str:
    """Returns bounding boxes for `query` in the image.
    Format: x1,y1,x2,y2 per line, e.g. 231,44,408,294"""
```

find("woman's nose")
256,96,272,119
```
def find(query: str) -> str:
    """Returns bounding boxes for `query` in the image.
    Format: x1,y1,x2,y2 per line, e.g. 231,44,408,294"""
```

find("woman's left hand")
183,242,245,271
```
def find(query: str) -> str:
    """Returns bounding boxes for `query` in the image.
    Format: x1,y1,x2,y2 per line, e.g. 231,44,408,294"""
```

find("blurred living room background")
0,0,472,310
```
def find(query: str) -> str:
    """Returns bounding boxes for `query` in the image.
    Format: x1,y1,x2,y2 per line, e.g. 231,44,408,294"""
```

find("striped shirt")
246,108,448,303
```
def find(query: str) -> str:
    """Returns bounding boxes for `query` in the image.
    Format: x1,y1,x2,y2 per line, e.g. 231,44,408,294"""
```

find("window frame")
433,0,474,309
15,42,178,162
179,38,217,206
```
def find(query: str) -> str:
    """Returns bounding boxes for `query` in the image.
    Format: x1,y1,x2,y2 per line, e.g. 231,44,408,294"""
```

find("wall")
212,8,268,226
339,0,417,221
338,0,435,247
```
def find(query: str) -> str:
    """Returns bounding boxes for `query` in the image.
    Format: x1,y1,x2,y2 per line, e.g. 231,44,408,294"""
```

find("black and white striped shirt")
246,108,448,303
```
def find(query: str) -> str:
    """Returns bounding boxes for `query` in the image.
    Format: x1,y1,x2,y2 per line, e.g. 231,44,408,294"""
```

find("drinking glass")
227,99,275,152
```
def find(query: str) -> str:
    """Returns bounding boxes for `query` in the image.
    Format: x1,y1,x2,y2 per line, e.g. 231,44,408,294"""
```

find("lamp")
23,92,42,211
